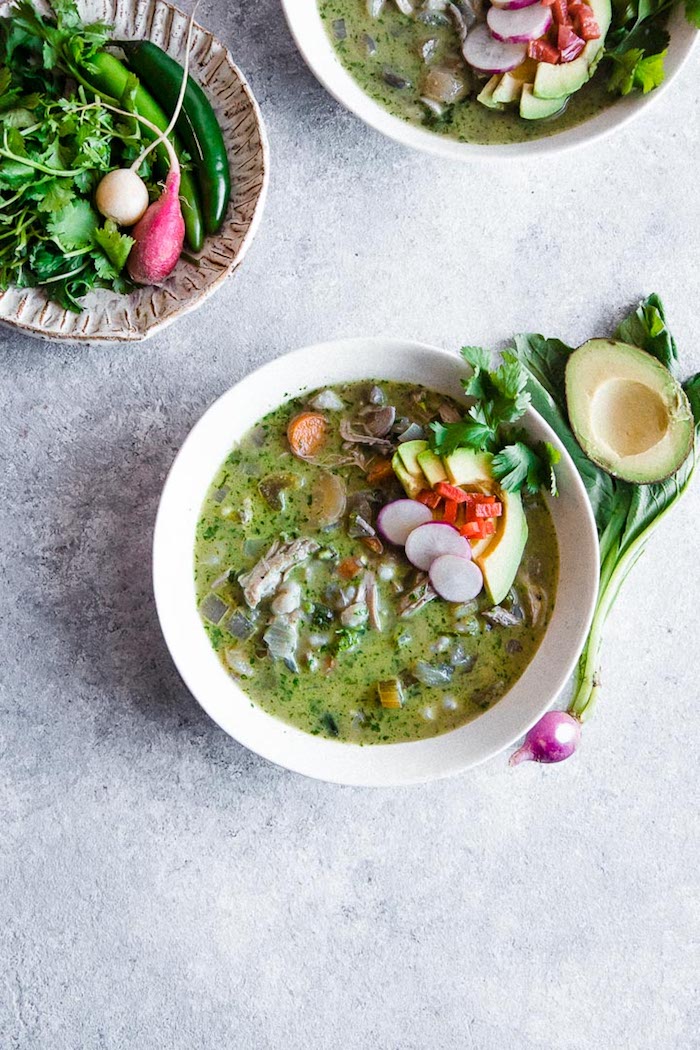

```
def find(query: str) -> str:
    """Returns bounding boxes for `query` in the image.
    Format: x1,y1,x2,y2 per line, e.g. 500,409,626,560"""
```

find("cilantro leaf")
492,441,561,496
47,199,98,250
608,48,666,94
93,220,133,272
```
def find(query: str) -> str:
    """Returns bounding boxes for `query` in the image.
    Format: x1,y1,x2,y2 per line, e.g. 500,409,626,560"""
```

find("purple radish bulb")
509,711,582,766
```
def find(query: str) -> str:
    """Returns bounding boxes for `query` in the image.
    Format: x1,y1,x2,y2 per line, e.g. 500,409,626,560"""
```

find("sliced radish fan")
429,554,483,603
404,523,471,571
462,24,528,73
487,3,553,42
376,500,433,546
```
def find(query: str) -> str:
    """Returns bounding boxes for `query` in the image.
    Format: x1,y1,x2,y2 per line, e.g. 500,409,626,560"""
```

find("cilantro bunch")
0,1,152,311
429,346,561,497
604,0,700,96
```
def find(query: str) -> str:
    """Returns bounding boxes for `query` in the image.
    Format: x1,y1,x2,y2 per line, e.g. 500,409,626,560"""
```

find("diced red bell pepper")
551,0,571,23
480,519,497,537
434,481,470,504
558,24,585,61
460,521,481,538
416,489,441,509
528,38,560,63
475,501,502,518
441,499,458,525
575,9,601,38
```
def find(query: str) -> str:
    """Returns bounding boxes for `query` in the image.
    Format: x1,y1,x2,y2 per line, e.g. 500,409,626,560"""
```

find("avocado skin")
565,338,695,485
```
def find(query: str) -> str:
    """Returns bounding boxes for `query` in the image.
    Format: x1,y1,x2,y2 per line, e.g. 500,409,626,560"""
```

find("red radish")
429,554,483,603
490,0,540,9
558,24,586,60
528,38,560,62
127,167,185,284
487,3,553,42
462,24,528,73
376,500,433,546
509,711,582,766
95,8,198,284
404,522,470,571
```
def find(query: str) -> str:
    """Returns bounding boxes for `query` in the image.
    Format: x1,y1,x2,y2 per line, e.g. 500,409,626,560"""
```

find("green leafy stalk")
512,296,700,722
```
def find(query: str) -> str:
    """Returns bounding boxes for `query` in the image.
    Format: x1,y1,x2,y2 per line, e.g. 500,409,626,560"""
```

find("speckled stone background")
1,3,699,1048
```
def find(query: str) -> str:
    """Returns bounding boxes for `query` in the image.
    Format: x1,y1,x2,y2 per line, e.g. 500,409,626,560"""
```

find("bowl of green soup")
153,338,598,784
281,0,697,157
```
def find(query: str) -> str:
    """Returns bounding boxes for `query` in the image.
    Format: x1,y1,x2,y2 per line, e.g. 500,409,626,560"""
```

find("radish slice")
404,523,470,571
462,24,529,74
429,554,483,603
487,4,553,42
376,500,433,546
490,0,540,9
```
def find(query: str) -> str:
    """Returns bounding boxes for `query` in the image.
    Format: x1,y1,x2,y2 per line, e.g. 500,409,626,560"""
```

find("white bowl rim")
153,337,600,785
280,1,698,160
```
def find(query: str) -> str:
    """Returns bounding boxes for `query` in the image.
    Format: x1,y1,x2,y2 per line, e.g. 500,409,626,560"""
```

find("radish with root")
94,8,197,284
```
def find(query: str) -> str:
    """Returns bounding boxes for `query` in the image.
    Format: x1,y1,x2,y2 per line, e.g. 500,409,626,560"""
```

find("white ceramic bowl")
281,1,697,159
153,338,599,785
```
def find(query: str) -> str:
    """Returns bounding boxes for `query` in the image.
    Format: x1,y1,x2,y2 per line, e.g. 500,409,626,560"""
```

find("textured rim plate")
0,0,269,342
281,0,697,160
153,338,600,786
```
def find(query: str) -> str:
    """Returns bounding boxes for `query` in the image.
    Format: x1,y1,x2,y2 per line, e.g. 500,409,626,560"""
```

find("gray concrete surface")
2,3,699,1047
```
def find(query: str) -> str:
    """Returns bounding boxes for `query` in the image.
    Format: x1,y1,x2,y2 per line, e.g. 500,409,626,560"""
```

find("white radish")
429,555,483,603
490,0,540,10
405,523,470,571
461,24,528,74
376,500,433,546
487,4,553,42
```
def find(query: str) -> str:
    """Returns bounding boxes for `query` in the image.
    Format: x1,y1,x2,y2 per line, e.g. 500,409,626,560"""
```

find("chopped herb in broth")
194,381,558,744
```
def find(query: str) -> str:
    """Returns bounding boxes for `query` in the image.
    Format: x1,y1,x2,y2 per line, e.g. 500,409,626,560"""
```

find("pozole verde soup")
194,381,558,744
319,0,614,144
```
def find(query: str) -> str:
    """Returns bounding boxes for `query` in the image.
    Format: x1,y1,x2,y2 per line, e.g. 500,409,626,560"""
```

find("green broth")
319,1,615,144
194,381,559,744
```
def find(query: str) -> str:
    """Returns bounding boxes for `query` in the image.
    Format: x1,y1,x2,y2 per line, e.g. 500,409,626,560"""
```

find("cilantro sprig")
429,345,559,498
603,0,699,97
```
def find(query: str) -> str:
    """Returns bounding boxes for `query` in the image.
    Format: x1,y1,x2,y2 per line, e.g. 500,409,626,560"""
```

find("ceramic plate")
0,0,269,342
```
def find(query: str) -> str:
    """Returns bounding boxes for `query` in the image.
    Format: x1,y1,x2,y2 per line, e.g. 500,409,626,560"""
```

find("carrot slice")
337,556,364,580
366,458,395,485
287,412,329,459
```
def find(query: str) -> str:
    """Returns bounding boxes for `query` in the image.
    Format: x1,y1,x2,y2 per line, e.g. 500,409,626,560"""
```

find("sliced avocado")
493,72,526,105
417,449,447,487
444,448,494,487
396,439,429,477
565,339,694,483
392,453,425,499
476,491,528,606
520,84,569,121
533,0,611,99
477,75,506,111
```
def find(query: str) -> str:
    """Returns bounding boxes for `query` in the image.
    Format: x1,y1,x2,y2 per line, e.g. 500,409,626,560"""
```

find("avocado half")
565,339,694,484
